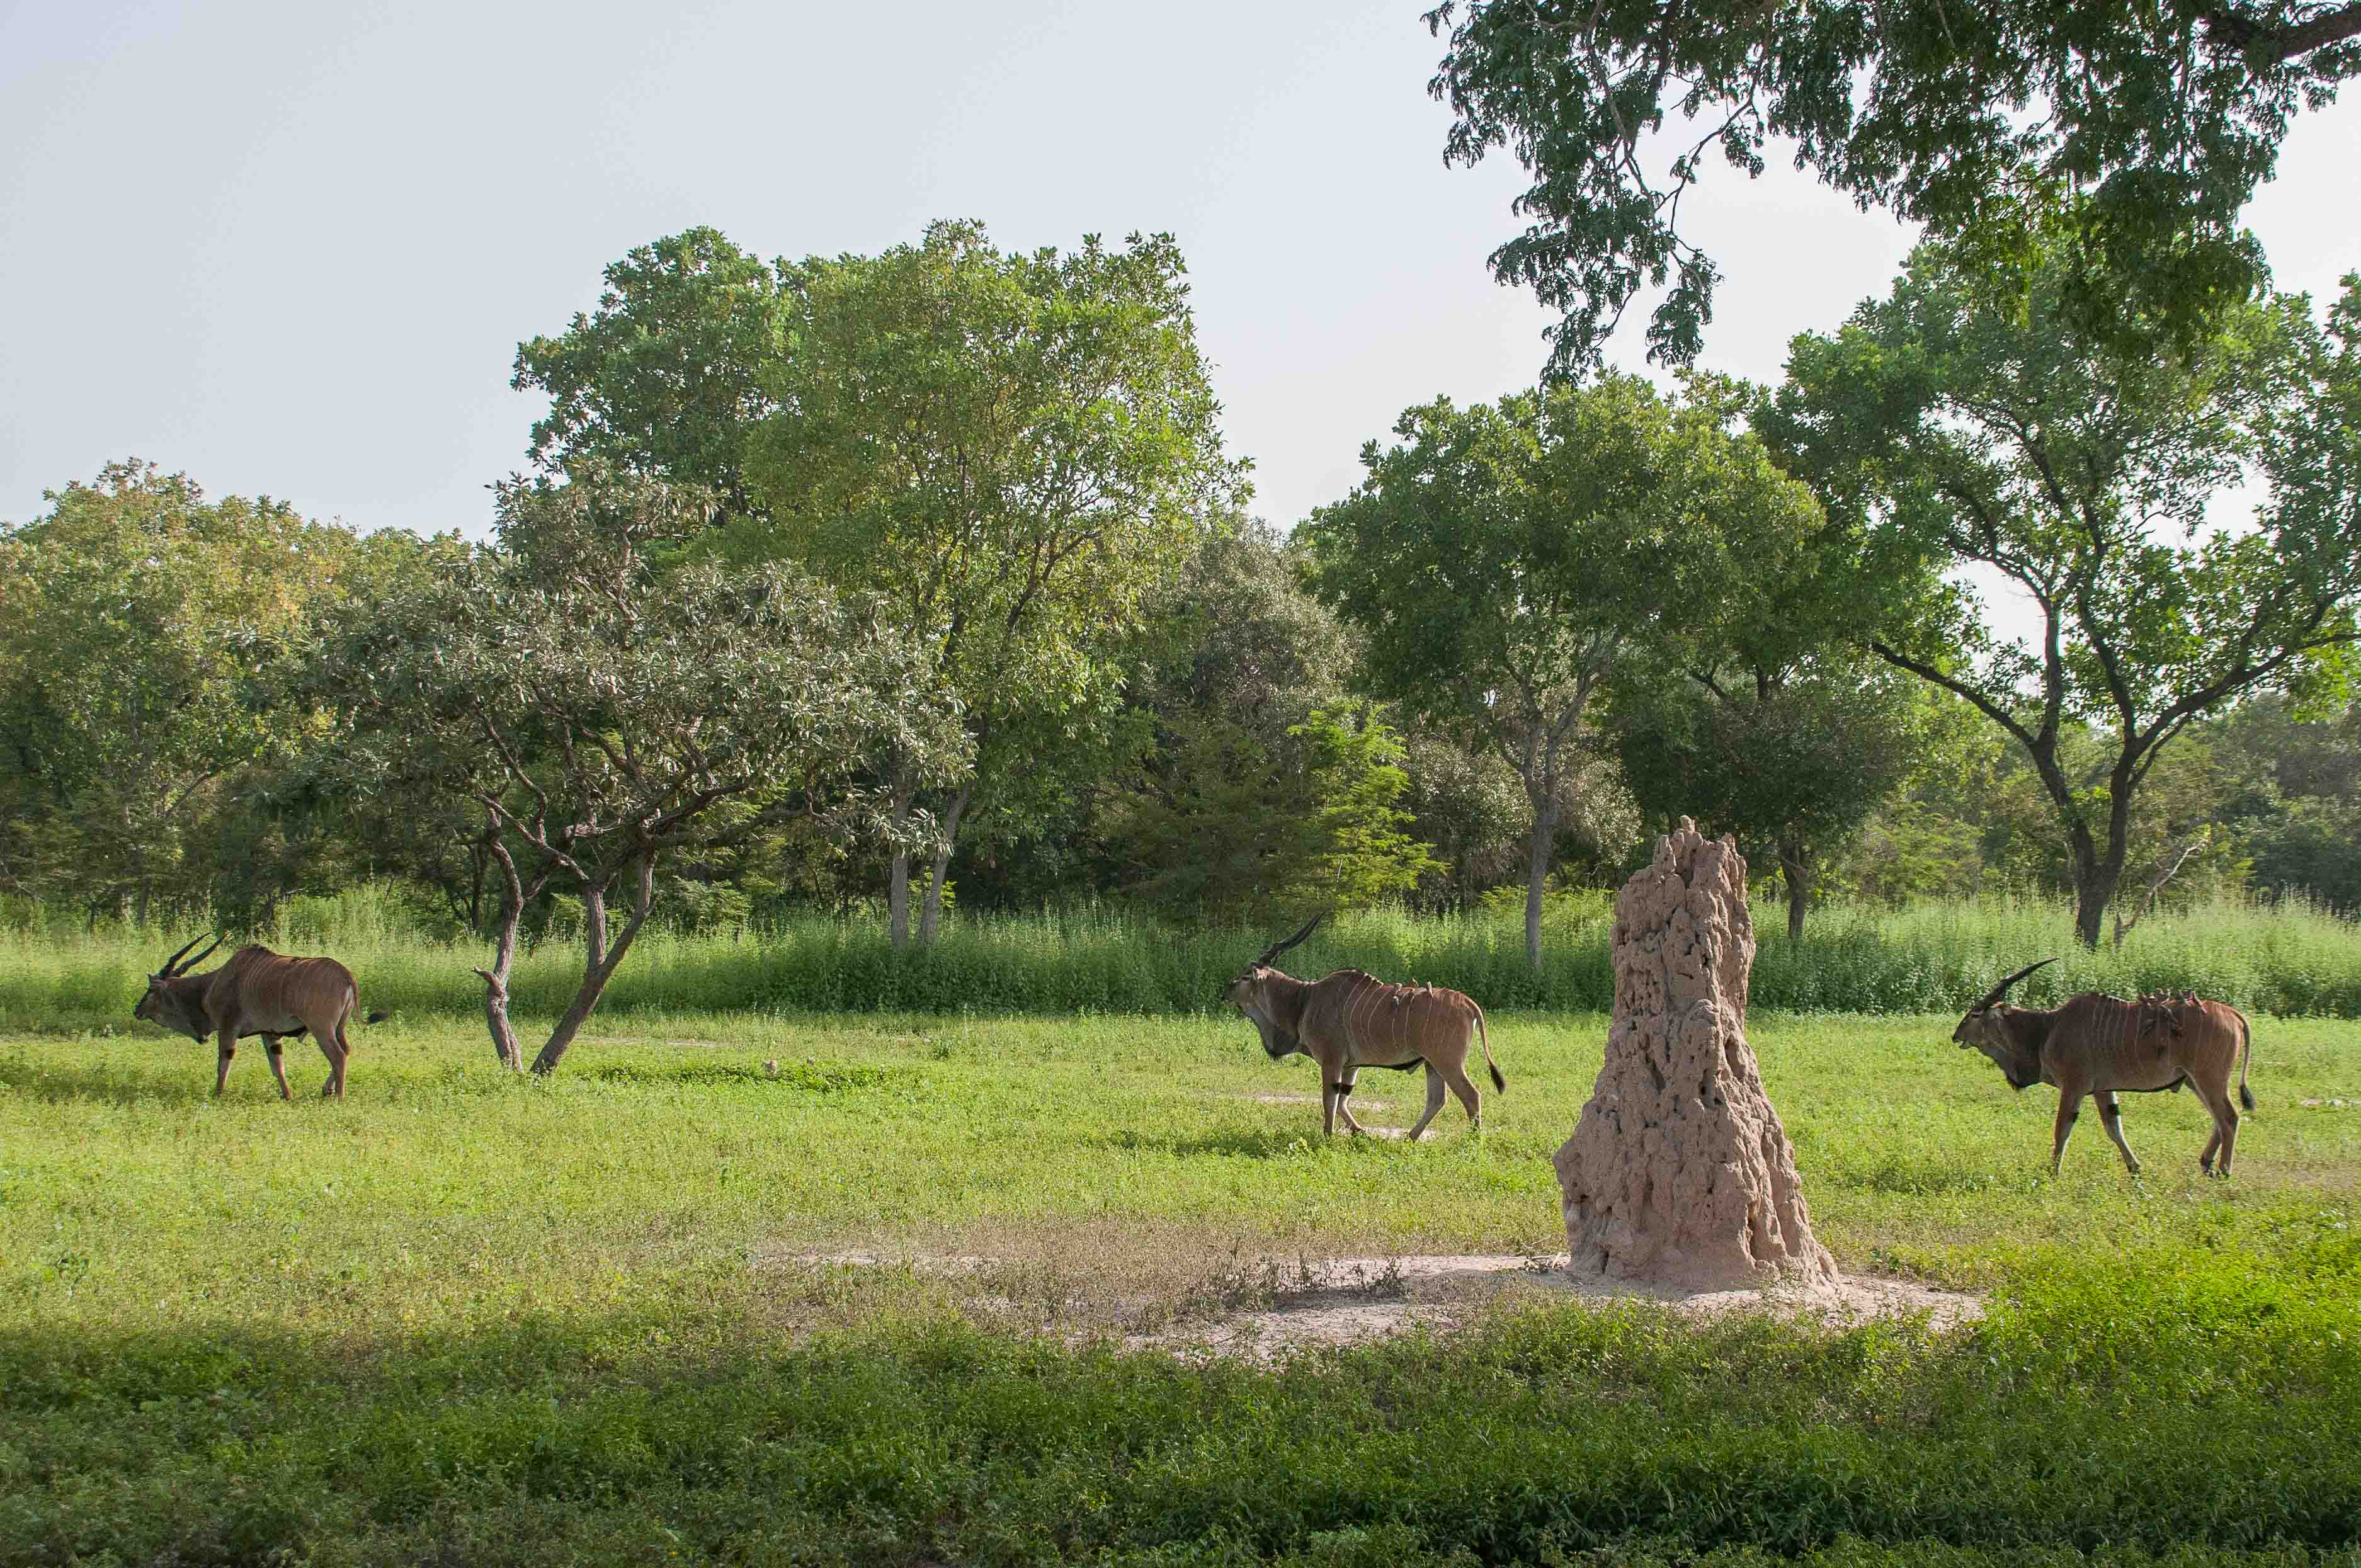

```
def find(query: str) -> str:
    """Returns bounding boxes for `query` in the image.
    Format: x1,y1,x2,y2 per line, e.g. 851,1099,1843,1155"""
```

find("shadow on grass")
582,1059,915,1095
1832,1157,2017,1196
1090,1126,1397,1160
0,1057,227,1108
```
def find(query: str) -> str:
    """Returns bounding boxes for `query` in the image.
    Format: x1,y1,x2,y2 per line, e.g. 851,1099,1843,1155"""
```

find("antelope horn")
1977,957,2057,1010
157,933,208,975
1256,916,1321,969
166,935,224,977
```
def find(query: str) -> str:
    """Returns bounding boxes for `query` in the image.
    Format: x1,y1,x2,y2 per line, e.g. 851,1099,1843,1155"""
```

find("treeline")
4,222,2358,1057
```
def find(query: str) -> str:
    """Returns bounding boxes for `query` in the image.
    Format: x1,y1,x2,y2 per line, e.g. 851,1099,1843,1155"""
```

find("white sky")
4,0,2356,549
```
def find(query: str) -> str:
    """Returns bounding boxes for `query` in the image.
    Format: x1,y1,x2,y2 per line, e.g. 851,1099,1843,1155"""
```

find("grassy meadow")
4,986,2360,1565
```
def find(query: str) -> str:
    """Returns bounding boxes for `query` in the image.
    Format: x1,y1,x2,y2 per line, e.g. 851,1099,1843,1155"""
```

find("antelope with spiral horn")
1222,917,1505,1139
132,935,386,1099
1952,958,2255,1177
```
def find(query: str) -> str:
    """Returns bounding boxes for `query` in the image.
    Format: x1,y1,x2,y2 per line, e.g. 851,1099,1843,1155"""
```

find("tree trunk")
1523,797,1561,974
1778,838,1812,941
887,781,914,950
531,856,656,1077
915,782,974,949
2068,788,2134,950
472,831,528,1072
2069,824,2125,951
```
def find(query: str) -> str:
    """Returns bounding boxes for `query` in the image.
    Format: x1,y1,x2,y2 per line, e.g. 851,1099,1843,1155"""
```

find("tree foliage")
314,468,967,1072
736,220,1244,945
1763,244,2361,944
511,227,785,519
1609,652,1928,938
1426,0,2361,372
1112,705,1437,926
1102,528,1434,923
1306,373,1817,965
0,462,405,920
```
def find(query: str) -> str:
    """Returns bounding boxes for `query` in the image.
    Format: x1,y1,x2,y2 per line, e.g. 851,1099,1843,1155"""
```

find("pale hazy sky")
4,0,2357,543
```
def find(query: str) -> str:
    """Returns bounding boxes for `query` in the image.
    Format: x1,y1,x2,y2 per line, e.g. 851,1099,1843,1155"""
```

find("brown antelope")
1222,918,1504,1139
1953,958,2256,1178
132,935,384,1099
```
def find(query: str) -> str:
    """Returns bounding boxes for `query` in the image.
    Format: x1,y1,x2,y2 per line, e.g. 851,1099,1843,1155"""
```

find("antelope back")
1305,969,1474,1055
2047,992,2244,1086
213,945,358,1030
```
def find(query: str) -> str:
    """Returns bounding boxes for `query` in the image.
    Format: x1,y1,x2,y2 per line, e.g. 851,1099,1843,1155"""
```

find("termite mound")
1555,818,1838,1292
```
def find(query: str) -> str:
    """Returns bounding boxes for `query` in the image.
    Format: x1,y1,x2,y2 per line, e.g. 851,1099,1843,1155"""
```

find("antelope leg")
262,1036,292,1101
214,1030,236,1097
2050,1093,2081,1175
2184,1074,2226,1174
1406,1066,1447,1140
1333,1068,1368,1135
2095,1091,2140,1174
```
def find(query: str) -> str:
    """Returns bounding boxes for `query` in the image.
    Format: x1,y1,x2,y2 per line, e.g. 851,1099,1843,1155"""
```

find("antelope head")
1224,916,1319,1060
1953,957,2056,1090
133,933,222,1042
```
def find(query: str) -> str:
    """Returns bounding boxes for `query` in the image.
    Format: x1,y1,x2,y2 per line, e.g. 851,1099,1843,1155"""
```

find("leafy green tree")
1426,0,2361,371
1392,722,1532,912
1306,373,1818,968
1096,526,1440,924
313,467,967,1074
0,462,386,923
737,220,1245,946
1110,704,1437,926
2203,691,2361,911
1763,247,2361,945
511,227,785,520
1609,652,1927,938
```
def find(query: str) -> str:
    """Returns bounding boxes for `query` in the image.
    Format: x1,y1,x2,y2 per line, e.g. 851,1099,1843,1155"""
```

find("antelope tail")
1475,1004,1505,1094
2238,1013,2255,1113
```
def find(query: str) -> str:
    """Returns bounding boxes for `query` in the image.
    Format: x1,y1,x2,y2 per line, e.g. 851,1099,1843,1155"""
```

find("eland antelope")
133,935,385,1099
1953,958,2256,1177
1223,917,1504,1138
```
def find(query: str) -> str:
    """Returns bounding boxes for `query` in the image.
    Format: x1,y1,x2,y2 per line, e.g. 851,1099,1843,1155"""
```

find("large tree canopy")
511,227,785,520
1305,373,1819,967
1761,244,2361,945
1426,0,2361,372
737,219,1245,946
316,468,966,1073
0,462,405,921
1105,528,1436,924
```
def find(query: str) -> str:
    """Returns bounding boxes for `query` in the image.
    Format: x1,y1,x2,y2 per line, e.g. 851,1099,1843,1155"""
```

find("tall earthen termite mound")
1555,818,1837,1291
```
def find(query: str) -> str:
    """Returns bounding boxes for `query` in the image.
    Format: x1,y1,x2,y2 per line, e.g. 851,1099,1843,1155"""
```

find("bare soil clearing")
756,1244,1981,1360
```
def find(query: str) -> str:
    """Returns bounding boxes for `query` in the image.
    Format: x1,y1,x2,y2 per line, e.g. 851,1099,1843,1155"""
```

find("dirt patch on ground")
1127,1254,1977,1360
754,1241,1979,1360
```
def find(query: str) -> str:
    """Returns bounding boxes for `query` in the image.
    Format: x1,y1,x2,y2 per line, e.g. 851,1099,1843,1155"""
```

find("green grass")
4,1006,2360,1564
6,885,2360,1028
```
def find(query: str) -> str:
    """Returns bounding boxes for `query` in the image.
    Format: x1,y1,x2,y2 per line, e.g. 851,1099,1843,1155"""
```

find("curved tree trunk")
473,828,530,1071
531,855,657,1077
